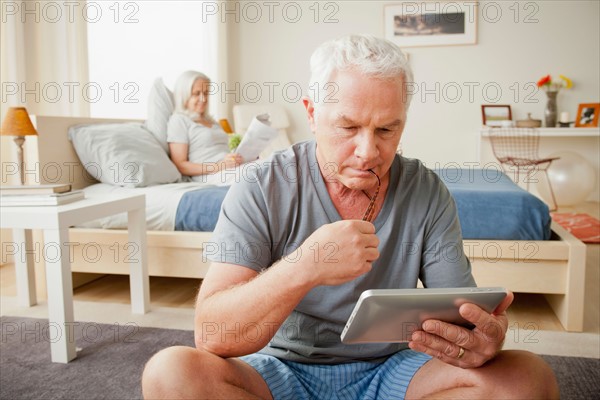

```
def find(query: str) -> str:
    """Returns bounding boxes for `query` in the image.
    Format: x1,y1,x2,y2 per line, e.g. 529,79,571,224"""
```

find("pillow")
144,77,174,153
68,123,181,188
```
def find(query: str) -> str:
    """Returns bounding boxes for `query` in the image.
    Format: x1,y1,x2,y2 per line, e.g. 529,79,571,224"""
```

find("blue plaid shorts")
240,350,432,400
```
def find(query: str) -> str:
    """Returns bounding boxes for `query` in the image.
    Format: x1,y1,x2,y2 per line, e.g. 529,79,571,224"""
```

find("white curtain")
0,0,90,119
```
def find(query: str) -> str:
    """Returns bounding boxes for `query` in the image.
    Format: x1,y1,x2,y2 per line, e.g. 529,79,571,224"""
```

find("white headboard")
29,116,141,190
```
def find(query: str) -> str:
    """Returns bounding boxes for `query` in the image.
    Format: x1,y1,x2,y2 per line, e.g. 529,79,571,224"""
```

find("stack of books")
0,184,85,206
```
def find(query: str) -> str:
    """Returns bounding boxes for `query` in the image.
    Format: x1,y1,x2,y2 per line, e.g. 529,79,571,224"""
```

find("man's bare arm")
194,220,380,358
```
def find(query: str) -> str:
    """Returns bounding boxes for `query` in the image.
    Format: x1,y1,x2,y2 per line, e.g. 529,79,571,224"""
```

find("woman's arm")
169,142,241,176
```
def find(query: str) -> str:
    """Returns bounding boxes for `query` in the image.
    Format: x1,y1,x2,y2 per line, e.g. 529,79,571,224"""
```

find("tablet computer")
340,287,507,344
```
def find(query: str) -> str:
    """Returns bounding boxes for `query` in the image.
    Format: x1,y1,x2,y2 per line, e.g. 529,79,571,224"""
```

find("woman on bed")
168,70,242,182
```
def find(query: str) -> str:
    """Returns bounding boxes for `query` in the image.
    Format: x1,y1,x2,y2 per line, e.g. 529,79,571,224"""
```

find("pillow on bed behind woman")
144,77,174,153
68,122,181,188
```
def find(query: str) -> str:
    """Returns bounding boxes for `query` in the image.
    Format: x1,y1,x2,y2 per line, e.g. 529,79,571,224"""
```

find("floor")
1,202,599,358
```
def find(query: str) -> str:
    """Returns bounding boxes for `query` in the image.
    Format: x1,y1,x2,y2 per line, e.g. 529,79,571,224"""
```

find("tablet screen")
341,287,507,344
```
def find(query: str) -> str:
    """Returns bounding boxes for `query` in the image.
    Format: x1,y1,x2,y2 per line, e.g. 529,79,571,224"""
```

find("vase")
544,90,558,127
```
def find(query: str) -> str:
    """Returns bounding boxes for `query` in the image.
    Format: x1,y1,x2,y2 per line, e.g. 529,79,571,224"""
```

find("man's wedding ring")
457,347,465,359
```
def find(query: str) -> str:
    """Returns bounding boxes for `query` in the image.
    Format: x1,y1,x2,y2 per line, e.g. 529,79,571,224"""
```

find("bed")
433,169,586,333
13,114,587,332
435,168,552,241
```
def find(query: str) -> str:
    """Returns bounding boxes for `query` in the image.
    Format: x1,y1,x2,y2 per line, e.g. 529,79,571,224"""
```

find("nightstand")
0,194,149,363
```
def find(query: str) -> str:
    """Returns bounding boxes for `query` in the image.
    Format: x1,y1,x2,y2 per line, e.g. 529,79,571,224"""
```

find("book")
0,183,71,195
0,190,85,206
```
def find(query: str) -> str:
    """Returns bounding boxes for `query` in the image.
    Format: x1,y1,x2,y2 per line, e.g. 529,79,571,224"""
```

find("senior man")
142,34,558,399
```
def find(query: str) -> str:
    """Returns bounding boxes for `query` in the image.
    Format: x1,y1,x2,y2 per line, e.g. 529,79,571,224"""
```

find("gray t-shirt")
207,140,475,364
167,113,229,181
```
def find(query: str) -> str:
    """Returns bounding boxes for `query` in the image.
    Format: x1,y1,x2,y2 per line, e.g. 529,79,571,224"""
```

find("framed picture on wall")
384,2,478,47
481,105,512,127
575,103,600,127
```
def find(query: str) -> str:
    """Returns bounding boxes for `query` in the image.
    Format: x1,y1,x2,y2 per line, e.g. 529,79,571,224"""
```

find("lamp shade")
1,107,38,137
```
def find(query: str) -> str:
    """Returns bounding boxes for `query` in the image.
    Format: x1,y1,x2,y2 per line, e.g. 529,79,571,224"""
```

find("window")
87,1,216,119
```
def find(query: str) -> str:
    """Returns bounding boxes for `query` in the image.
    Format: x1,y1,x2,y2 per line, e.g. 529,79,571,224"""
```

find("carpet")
552,212,600,243
1,316,599,399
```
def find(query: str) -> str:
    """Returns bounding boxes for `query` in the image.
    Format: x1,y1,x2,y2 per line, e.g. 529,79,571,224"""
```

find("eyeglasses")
362,170,381,222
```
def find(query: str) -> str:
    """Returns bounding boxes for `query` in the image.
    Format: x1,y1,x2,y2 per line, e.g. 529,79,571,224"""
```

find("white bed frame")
15,115,588,332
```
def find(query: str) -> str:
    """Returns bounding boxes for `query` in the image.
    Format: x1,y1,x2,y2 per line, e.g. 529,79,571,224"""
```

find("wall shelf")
480,127,600,137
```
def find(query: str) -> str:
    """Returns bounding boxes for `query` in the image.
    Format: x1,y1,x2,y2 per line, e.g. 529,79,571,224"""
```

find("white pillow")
68,123,181,188
144,77,174,153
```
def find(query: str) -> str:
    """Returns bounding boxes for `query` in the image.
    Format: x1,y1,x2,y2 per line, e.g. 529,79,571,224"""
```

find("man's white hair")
308,34,413,112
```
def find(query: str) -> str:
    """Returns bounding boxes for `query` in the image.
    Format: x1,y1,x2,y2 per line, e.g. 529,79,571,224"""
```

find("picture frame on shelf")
384,2,478,47
481,105,512,127
575,103,600,128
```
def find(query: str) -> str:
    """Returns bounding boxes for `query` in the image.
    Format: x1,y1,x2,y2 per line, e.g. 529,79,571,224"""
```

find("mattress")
434,168,552,240
80,182,226,231
80,168,551,240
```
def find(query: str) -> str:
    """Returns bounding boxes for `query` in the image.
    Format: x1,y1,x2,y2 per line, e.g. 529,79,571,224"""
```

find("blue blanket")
434,169,551,240
174,169,552,240
175,186,229,231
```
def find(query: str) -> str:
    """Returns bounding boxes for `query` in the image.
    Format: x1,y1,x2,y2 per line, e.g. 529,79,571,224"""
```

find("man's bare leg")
406,350,559,399
142,346,272,400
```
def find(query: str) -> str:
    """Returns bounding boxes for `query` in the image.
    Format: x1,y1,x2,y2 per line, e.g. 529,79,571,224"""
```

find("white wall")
227,0,600,168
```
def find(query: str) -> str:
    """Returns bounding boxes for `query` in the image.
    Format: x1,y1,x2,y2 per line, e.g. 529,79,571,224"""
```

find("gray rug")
1,316,599,399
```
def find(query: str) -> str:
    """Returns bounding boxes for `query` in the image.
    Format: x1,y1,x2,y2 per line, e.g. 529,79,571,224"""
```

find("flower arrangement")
537,74,573,92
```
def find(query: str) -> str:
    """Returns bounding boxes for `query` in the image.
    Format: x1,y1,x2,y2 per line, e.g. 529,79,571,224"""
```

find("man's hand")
297,220,379,286
408,291,514,368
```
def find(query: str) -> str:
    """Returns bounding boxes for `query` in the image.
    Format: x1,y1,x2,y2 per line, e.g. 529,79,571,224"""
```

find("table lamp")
0,107,38,185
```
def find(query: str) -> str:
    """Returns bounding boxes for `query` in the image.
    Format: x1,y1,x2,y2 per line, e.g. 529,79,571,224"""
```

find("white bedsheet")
79,182,218,230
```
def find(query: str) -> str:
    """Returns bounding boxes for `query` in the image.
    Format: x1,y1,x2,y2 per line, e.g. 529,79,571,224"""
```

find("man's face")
305,68,406,191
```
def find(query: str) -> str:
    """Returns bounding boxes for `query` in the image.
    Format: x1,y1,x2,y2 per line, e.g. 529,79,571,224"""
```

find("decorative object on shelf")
516,113,542,128
0,107,38,185
574,103,600,128
558,111,573,128
481,104,512,127
537,74,573,128
384,2,478,47
544,90,558,128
